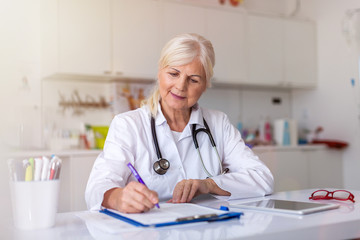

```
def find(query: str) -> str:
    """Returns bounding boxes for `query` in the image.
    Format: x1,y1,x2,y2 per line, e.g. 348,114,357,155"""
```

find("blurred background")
0,0,359,214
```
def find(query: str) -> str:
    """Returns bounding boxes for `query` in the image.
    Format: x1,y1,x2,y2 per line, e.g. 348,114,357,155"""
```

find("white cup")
9,180,60,230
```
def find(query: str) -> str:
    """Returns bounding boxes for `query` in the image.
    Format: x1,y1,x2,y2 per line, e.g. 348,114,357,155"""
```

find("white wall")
293,0,360,190
0,0,43,222
0,0,42,151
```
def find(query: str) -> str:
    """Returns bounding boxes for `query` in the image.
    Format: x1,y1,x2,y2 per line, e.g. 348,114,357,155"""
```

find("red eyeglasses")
309,190,355,203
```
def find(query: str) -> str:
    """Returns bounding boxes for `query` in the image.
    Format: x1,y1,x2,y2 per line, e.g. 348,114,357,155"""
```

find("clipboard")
100,203,243,228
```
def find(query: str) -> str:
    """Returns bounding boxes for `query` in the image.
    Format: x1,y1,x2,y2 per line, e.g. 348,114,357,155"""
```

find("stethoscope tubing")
192,122,223,177
151,117,163,159
151,116,224,177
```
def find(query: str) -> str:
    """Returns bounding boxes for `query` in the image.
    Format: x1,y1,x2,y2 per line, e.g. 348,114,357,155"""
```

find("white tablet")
231,199,339,215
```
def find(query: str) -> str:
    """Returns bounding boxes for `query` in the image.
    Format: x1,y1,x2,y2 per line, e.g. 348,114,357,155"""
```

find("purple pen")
127,163,160,208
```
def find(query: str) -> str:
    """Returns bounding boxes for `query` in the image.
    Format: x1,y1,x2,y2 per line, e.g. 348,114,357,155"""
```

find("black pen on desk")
127,163,160,208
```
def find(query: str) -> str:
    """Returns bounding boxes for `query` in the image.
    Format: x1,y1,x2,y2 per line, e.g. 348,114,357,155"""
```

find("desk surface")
1,189,359,240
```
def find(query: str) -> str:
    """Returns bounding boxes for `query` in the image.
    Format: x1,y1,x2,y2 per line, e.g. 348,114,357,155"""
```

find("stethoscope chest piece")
153,158,170,175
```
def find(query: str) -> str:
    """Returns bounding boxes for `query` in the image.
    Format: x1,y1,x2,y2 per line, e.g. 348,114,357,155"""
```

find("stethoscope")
151,117,228,177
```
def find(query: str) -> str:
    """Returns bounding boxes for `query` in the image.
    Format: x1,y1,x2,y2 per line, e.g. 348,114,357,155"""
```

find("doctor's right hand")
101,182,159,213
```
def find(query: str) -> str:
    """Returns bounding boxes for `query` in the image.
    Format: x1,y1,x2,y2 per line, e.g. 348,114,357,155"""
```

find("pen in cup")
16,155,62,182
23,159,33,182
127,163,160,209
34,157,43,181
41,156,50,181
49,155,62,180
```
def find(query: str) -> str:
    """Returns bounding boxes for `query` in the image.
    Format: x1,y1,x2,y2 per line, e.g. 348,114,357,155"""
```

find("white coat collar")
154,102,204,127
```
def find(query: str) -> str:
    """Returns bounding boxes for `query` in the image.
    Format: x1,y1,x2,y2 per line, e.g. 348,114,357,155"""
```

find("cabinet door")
308,149,343,189
256,150,309,192
58,156,72,212
160,2,206,48
205,9,247,84
58,0,112,75
247,15,284,86
284,20,317,88
113,0,161,79
70,155,97,211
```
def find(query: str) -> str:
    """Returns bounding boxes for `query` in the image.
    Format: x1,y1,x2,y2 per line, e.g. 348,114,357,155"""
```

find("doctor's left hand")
169,178,231,203
168,179,211,203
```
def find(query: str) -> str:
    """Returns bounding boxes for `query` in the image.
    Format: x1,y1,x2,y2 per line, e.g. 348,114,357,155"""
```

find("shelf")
252,144,326,153
43,73,155,84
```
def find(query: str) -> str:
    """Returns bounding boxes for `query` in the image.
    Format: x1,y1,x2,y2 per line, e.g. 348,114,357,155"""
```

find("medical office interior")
0,0,360,232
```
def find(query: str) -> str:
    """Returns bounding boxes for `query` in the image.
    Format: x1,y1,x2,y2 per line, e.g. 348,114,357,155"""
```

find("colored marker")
23,159,33,181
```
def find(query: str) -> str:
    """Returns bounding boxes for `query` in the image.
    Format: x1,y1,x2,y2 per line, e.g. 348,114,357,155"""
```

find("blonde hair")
142,33,215,117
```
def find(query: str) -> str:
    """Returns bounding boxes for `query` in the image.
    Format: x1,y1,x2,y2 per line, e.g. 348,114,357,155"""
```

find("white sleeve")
210,114,274,200
85,116,135,211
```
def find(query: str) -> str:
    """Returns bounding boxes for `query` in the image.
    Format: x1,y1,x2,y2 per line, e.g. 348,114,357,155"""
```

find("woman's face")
158,58,207,115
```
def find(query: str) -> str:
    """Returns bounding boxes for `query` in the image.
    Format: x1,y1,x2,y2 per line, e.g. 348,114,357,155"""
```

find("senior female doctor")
85,33,274,213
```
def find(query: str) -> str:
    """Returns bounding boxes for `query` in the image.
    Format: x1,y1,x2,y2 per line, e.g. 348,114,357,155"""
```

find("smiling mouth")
170,92,186,100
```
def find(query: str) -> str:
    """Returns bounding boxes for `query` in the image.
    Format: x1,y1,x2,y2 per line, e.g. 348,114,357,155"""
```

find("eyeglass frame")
309,189,355,203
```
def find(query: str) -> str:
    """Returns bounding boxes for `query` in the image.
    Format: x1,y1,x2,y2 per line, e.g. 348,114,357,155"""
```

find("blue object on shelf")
283,121,290,146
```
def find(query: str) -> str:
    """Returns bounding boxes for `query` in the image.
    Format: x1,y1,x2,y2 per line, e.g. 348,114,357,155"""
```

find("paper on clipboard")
104,203,226,225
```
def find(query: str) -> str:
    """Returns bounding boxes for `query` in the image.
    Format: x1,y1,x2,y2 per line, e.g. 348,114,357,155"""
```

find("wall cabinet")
284,19,317,87
161,2,206,45
247,15,284,86
113,0,162,79
58,0,112,75
53,1,317,88
58,0,161,79
205,9,247,84
247,15,317,88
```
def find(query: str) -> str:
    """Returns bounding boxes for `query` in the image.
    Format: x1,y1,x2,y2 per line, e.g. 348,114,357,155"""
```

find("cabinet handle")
103,70,112,75
115,71,123,76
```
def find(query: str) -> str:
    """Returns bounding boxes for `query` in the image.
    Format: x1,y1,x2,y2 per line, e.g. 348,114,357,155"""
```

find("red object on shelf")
229,0,240,7
311,140,349,149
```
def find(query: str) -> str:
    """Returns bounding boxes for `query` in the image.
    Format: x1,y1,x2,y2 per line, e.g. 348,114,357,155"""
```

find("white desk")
1,189,359,240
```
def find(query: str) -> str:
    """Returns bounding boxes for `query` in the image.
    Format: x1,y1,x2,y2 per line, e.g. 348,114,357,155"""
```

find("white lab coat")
85,104,274,210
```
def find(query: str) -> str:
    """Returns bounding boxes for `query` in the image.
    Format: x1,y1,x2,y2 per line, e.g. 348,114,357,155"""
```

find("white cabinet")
68,154,97,211
53,1,317,88
58,0,112,75
247,15,317,88
113,0,162,79
160,2,206,47
254,146,343,192
57,0,162,79
255,149,309,191
205,9,247,84
57,151,99,212
284,19,317,87
247,15,284,86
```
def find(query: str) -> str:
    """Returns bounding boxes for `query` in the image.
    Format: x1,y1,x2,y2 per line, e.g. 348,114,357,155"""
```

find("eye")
168,72,179,77
190,78,199,83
